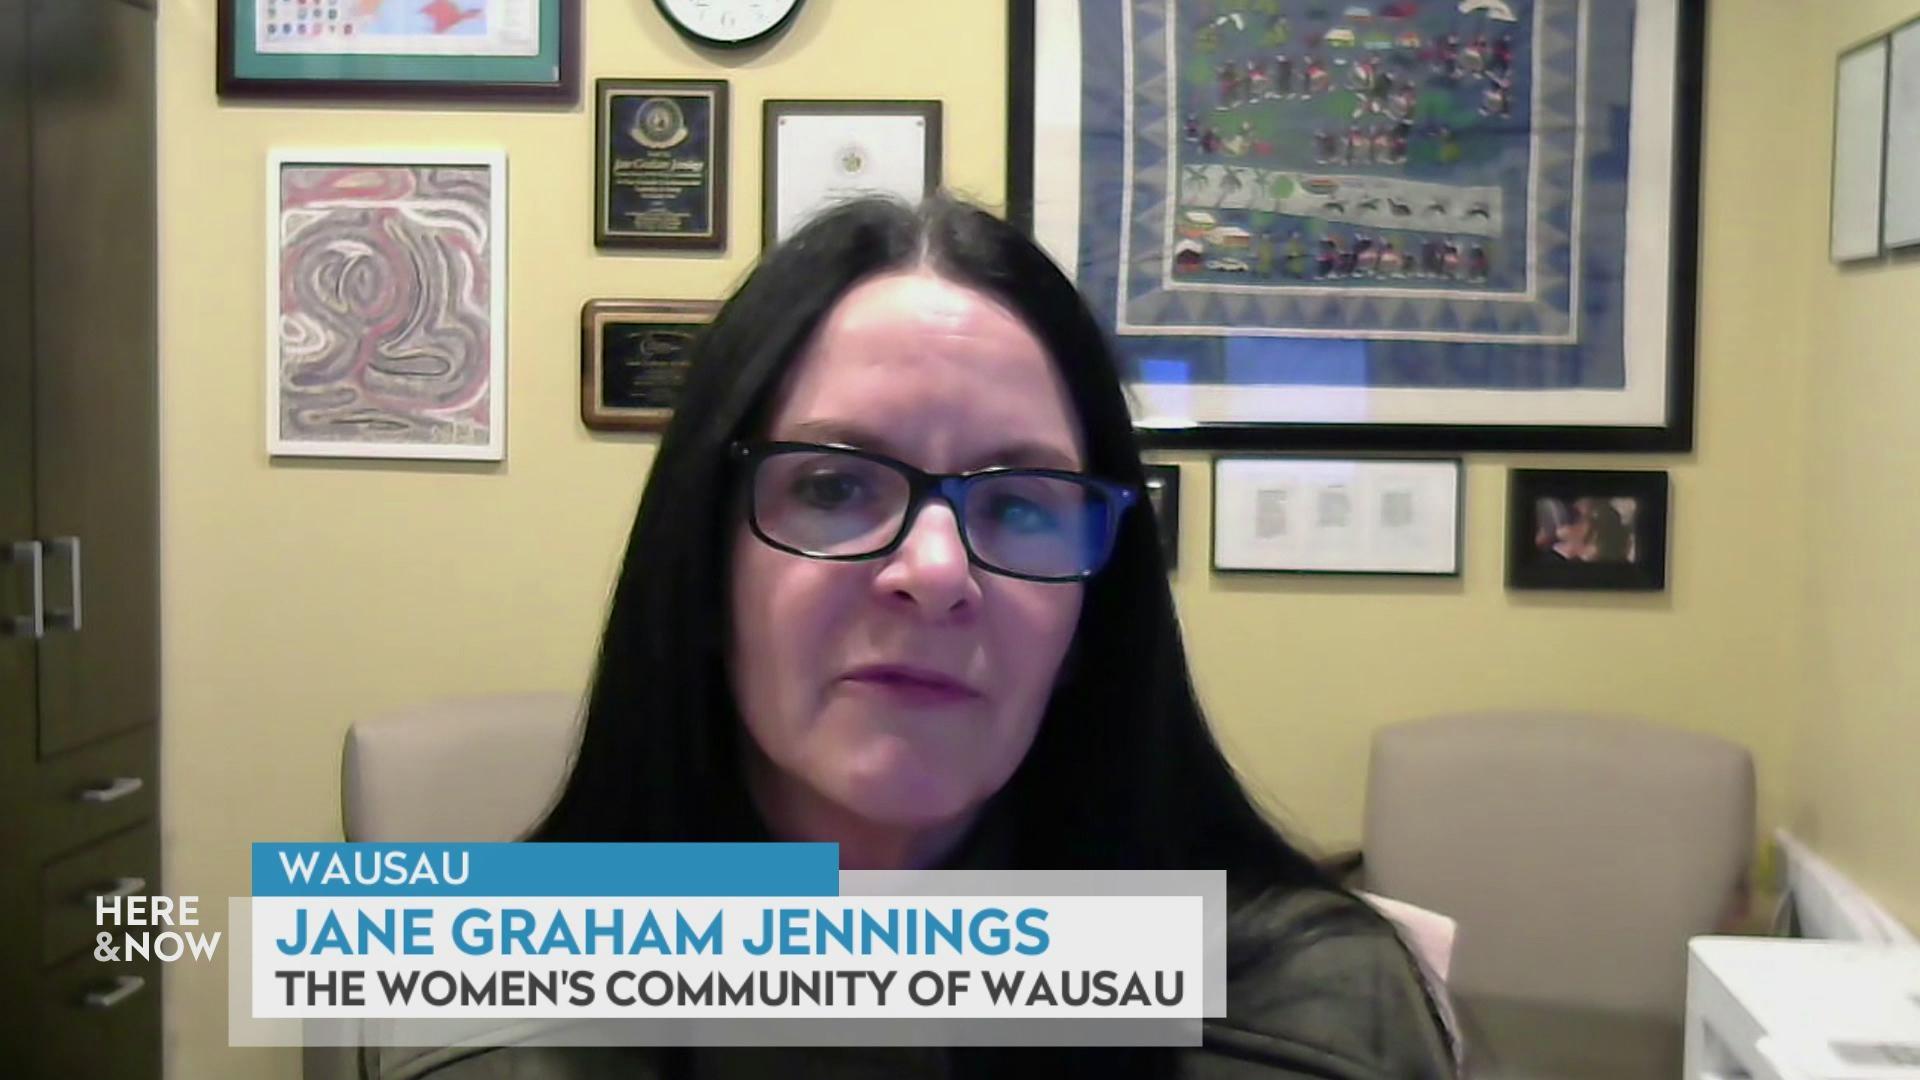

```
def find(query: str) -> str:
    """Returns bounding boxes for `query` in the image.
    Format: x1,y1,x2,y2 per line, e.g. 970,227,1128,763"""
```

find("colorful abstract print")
277,165,494,448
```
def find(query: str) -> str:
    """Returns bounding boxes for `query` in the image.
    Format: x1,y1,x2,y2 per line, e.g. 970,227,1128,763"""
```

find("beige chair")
1353,710,1755,1078
339,691,581,842
308,694,581,1080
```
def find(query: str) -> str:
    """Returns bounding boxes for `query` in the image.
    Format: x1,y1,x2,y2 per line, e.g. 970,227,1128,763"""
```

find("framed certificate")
1211,456,1462,576
596,79,730,251
762,100,943,248
218,0,579,104
580,299,721,433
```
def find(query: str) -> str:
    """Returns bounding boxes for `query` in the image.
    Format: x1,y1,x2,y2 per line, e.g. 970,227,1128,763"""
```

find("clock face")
655,0,804,47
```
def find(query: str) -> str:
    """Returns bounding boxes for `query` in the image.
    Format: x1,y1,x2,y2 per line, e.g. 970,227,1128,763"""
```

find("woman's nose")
873,501,980,620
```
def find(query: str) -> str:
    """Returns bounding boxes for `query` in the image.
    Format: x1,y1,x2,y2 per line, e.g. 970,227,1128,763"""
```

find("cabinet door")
0,0,40,1048
0,0,36,761
28,0,157,757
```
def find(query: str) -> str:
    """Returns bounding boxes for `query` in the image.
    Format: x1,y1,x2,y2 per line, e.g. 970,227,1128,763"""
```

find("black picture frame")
762,99,943,250
217,0,580,105
1143,463,1182,571
580,299,721,433
595,78,730,251
1005,0,1705,454
1506,468,1670,591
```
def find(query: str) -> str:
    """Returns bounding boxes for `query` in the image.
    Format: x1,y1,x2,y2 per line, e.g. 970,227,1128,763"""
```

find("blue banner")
251,843,840,898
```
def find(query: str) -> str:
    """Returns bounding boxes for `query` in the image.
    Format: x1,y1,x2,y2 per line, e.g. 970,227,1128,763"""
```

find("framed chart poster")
218,0,579,104
1008,0,1705,452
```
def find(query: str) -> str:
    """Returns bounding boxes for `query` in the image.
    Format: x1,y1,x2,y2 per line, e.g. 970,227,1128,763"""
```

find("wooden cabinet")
1,0,161,1075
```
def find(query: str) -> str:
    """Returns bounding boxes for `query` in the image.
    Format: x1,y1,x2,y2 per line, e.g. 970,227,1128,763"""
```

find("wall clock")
655,0,804,48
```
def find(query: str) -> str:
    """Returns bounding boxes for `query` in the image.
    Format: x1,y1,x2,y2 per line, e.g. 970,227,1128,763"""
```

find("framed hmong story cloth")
1008,0,1704,452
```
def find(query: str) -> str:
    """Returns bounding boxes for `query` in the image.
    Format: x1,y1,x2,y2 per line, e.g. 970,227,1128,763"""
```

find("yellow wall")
155,2,1841,1077
155,3,1008,1076
1792,0,1920,933
1164,0,1817,861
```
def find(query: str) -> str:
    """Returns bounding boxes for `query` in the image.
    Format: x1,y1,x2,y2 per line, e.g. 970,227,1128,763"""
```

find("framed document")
267,150,507,461
762,100,943,247
1008,0,1705,453
1885,19,1920,250
596,79,729,250
1212,456,1461,576
1506,468,1669,591
1833,35,1890,263
580,299,721,433
218,0,579,104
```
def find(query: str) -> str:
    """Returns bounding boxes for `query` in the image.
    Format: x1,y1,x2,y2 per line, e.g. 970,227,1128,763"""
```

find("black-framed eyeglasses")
731,441,1141,583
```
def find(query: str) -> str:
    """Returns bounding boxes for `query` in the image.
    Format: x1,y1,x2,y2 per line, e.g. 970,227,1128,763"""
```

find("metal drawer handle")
4,540,43,639
77,777,144,804
47,535,80,632
82,876,147,901
81,975,145,1010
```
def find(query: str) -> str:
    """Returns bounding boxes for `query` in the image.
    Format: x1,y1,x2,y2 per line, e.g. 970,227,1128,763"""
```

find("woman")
388,196,1455,1078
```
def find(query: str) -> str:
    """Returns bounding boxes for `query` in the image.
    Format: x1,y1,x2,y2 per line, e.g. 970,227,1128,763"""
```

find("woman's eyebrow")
778,419,1081,471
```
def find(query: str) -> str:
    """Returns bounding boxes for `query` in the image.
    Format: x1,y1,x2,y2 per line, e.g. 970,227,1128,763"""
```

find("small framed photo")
1212,457,1462,577
1142,463,1181,571
580,299,721,433
268,149,506,461
762,100,942,248
218,0,580,104
1506,469,1670,592
596,78,729,251
1833,34,1890,262
1885,19,1920,250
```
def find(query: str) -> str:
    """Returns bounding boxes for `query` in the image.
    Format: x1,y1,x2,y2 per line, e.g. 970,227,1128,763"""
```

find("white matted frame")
1886,20,1920,250
761,100,942,248
1211,456,1462,576
1832,35,1889,263
266,148,508,461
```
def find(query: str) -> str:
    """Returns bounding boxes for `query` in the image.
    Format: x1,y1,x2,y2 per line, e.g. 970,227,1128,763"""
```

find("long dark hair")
532,196,1462,1073
534,194,1325,891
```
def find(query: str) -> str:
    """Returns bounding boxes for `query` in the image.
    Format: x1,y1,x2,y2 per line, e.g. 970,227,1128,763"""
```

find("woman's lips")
840,665,983,706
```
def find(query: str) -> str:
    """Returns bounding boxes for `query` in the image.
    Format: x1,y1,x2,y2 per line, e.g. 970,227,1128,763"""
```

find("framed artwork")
1884,19,1920,250
1211,455,1462,575
580,299,721,433
1143,462,1183,569
1008,0,1705,452
1832,35,1889,263
596,79,730,250
267,150,507,461
1506,468,1668,591
763,100,943,247
217,0,580,104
